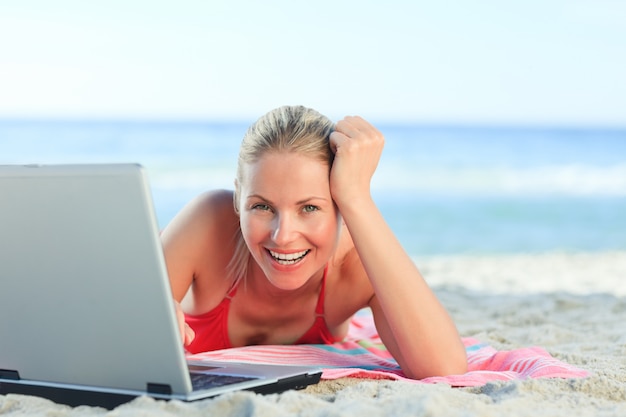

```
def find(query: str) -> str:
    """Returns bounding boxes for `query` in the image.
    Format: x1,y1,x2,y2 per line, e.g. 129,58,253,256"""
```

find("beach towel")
187,309,589,387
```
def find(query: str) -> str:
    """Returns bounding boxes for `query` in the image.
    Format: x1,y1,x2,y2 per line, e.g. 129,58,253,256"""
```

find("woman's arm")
160,194,209,346
161,194,212,301
329,116,467,379
160,189,236,346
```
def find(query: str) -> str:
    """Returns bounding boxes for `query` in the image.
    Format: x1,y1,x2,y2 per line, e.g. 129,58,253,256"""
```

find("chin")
254,249,327,290
264,261,317,290
265,266,311,289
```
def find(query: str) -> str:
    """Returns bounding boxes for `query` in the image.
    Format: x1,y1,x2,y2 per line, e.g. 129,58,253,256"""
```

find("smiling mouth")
268,249,310,265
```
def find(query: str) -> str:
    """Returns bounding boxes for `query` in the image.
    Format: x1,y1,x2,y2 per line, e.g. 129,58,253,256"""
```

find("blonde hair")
227,105,335,286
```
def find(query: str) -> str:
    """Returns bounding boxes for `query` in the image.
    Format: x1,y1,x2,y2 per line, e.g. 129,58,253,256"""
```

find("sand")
1,251,625,416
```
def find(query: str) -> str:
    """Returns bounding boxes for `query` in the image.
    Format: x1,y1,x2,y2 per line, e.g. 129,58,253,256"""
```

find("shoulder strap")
225,281,239,299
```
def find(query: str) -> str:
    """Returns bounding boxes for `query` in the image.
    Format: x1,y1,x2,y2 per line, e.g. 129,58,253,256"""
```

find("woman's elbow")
436,353,468,377
403,350,468,380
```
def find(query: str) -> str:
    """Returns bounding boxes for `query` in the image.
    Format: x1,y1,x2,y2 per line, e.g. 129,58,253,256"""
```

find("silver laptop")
0,163,321,409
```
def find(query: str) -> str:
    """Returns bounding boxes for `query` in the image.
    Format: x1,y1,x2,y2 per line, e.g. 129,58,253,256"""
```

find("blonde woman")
161,105,467,379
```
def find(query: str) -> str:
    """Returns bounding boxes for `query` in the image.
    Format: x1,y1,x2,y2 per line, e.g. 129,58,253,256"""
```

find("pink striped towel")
187,310,589,386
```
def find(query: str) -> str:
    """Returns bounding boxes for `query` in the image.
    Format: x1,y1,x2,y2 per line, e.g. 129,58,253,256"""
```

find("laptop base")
0,372,322,410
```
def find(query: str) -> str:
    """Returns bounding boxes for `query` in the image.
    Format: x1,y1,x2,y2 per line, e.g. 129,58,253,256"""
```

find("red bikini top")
184,267,340,354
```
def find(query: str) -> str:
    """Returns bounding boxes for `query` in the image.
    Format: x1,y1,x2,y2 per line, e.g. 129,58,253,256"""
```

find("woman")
161,105,467,379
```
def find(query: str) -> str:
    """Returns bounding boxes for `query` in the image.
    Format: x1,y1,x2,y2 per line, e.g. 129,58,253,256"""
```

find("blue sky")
1,0,625,126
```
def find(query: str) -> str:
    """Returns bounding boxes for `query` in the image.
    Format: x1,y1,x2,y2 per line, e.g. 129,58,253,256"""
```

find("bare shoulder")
161,189,237,249
161,190,239,301
171,189,235,221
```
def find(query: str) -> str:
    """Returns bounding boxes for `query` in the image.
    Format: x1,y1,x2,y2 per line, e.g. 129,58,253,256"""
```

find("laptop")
0,163,321,409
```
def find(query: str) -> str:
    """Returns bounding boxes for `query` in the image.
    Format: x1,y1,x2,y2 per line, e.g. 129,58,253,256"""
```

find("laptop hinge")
0,369,21,380
146,383,172,395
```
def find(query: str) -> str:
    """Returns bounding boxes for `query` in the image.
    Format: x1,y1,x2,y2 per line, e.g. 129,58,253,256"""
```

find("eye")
251,203,272,212
302,204,319,213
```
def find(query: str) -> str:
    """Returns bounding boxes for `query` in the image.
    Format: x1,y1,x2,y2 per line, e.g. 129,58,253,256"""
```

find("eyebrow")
246,194,330,205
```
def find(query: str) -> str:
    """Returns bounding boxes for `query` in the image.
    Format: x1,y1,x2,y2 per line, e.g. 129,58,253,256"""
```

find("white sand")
2,251,625,416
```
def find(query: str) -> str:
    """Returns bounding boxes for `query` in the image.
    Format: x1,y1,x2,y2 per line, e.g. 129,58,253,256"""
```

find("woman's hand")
329,116,384,209
174,299,195,347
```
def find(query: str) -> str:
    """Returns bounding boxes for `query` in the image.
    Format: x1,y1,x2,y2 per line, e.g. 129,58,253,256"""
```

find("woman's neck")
244,261,325,303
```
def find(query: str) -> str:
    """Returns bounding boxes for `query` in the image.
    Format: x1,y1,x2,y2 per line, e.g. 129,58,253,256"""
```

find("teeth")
269,250,309,264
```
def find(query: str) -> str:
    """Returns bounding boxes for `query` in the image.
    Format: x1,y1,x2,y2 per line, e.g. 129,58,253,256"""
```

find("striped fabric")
187,310,589,386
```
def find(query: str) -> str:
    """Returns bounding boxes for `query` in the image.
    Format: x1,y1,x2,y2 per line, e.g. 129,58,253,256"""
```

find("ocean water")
1,120,625,257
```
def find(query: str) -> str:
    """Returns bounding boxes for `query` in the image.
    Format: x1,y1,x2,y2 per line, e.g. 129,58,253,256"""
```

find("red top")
184,267,339,353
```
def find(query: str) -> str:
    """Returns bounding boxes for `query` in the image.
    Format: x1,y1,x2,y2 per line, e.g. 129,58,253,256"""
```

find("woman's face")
237,151,341,291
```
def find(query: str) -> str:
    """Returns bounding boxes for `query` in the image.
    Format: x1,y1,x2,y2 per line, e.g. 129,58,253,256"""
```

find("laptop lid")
0,163,321,408
0,163,195,395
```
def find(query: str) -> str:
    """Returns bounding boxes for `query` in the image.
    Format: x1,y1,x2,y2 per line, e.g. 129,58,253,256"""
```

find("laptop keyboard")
190,372,258,391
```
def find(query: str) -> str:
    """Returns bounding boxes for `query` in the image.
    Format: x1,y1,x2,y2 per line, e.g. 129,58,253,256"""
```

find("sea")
1,119,625,257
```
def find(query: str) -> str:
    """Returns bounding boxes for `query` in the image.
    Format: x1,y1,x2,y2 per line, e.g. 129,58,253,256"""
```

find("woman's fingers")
174,300,195,346
329,116,384,207
184,323,196,346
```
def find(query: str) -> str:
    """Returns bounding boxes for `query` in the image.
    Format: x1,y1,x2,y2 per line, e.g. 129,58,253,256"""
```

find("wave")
371,163,626,197
146,163,626,197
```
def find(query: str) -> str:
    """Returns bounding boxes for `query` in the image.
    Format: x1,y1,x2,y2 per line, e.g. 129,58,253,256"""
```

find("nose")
271,213,298,246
